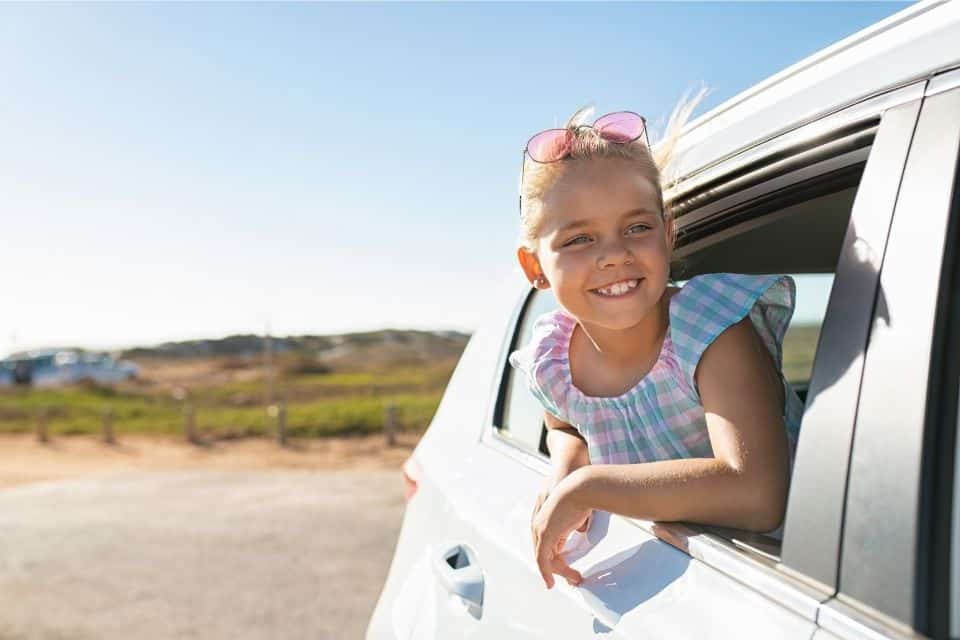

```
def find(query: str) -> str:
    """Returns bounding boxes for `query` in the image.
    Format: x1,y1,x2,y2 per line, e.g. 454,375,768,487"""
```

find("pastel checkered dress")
508,273,804,470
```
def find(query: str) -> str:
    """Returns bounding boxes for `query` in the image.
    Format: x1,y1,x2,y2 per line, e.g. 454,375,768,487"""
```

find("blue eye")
563,235,590,246
627,223,652,234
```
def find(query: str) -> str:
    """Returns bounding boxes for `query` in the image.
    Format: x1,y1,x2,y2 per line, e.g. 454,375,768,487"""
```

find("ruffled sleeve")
507,309,575,423
669,273,796,394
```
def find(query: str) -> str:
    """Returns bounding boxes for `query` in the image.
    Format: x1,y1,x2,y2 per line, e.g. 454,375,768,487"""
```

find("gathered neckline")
556,289,680,404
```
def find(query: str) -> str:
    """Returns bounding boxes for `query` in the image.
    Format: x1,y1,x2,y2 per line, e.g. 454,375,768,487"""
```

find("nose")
596,236,635,269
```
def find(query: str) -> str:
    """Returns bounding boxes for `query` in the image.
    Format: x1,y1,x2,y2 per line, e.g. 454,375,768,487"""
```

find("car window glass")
782,273,834,388
500,289,559,453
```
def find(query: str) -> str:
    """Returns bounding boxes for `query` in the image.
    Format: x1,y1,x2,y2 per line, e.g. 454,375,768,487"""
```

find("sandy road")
0,435,416,639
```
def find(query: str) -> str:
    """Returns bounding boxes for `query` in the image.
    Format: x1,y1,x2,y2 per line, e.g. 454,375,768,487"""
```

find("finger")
553,533,568,555
535,541,555,589
576,511,592,533
530,495,545,549
552,554,583,587
531,494,544,522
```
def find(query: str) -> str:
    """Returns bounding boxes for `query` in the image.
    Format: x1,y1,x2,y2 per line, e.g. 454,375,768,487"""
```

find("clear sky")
0,2,910,356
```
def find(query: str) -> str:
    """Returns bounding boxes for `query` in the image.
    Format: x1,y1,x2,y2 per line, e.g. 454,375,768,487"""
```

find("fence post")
385,402,397,447
184,402,198,445
35,406,49,444
277,400,287,447
102,406,115,445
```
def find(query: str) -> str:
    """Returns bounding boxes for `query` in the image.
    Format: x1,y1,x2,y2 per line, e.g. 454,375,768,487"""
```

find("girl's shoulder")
507,307,577,422
668,272,797,388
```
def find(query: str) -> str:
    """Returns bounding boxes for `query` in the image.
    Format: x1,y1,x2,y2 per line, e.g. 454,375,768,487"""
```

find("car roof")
665,0,960,183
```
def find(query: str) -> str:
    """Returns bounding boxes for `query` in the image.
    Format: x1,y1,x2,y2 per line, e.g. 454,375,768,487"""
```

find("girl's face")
519,157,673,331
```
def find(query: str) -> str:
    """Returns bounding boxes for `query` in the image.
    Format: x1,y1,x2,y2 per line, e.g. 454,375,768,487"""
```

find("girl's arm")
533,413,592,533
543,412,590,483
558,316,790,532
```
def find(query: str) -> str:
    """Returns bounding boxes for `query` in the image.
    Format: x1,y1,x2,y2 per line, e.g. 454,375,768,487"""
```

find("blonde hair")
518,87,709,251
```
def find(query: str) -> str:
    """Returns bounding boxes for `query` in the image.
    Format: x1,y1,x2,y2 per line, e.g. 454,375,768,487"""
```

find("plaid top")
508,273,804,468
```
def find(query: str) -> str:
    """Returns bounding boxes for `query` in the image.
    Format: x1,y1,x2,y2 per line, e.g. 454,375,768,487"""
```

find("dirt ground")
0,431,420,489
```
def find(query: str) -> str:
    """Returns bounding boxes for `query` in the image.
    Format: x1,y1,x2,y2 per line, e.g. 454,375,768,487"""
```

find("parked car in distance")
0,349,139,387
369,1,960,637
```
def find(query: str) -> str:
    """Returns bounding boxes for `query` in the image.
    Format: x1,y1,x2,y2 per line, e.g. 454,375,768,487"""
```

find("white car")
0,349,139,387
368,2,960,638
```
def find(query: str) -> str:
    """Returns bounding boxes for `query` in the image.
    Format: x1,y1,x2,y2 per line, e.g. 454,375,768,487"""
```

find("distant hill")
120,329,472,370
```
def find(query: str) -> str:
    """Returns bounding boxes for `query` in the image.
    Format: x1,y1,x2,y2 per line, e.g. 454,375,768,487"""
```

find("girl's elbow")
742,479,788,533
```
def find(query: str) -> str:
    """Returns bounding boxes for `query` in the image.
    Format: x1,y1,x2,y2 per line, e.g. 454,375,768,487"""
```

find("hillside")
121,329,470,371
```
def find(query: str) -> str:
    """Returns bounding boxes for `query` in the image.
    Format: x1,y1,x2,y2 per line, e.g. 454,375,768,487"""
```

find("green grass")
0,365,452,438
782,324,821,384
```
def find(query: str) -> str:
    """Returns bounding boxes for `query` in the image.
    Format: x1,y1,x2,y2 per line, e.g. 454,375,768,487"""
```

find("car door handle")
431,543,484,616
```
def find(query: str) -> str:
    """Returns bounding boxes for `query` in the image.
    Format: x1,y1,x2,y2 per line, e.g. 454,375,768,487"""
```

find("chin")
575,303,651,330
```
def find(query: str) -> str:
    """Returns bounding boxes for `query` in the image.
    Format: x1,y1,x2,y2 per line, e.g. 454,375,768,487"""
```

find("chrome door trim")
818,596,924,640
629,518,825,622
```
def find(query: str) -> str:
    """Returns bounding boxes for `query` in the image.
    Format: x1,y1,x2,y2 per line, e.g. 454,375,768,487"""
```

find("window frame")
817,74,960,639
482,78,927,626
489,284,554,460
777,92,926,597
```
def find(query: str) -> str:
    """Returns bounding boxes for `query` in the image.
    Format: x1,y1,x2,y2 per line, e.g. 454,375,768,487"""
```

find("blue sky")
0,2,909,355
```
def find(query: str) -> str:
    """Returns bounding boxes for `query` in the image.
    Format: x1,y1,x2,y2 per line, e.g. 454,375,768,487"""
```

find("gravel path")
0,469,405,639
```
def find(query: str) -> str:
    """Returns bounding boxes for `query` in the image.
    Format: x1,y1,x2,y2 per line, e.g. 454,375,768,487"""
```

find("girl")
508,96,804,590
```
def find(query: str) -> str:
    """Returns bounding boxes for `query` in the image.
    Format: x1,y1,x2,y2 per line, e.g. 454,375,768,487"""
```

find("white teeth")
595,279,639,297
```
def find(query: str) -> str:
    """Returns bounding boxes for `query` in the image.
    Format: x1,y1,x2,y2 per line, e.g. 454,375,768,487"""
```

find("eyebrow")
557,207,659,233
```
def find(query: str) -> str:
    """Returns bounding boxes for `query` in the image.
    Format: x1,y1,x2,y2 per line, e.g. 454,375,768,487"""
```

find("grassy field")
0,358,458,439
782,323,821,385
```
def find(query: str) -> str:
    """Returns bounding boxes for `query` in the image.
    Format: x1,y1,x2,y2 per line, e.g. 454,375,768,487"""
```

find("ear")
516,246,549,289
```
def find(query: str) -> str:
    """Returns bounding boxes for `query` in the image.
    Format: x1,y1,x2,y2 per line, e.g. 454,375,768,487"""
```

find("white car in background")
369,2,960,638
0,349,139,387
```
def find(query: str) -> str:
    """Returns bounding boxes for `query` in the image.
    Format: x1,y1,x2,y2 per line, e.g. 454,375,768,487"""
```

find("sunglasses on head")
519,110,649,216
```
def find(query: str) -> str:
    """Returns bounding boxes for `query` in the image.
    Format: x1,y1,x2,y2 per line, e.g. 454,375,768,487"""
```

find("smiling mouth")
591,278,642,297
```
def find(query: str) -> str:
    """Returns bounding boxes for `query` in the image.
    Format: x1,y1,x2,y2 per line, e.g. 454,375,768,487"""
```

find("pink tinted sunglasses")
519,110,649,214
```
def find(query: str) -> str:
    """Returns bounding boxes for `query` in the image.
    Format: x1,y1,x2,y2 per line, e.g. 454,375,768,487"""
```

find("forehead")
540,158,659,228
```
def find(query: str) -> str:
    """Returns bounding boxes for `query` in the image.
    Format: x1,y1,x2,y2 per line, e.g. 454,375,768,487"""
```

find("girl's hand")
530,475,592,589
532,476,592,534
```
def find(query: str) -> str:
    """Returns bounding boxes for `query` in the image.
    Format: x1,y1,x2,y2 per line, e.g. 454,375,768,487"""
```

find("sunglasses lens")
594,111,646,144
526,129,573,163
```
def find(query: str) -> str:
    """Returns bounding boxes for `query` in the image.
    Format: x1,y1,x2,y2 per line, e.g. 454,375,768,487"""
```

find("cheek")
552,251,593,278
635,234,670,259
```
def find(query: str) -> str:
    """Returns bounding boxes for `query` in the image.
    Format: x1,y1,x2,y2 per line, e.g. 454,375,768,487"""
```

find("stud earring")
534,276,547,288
